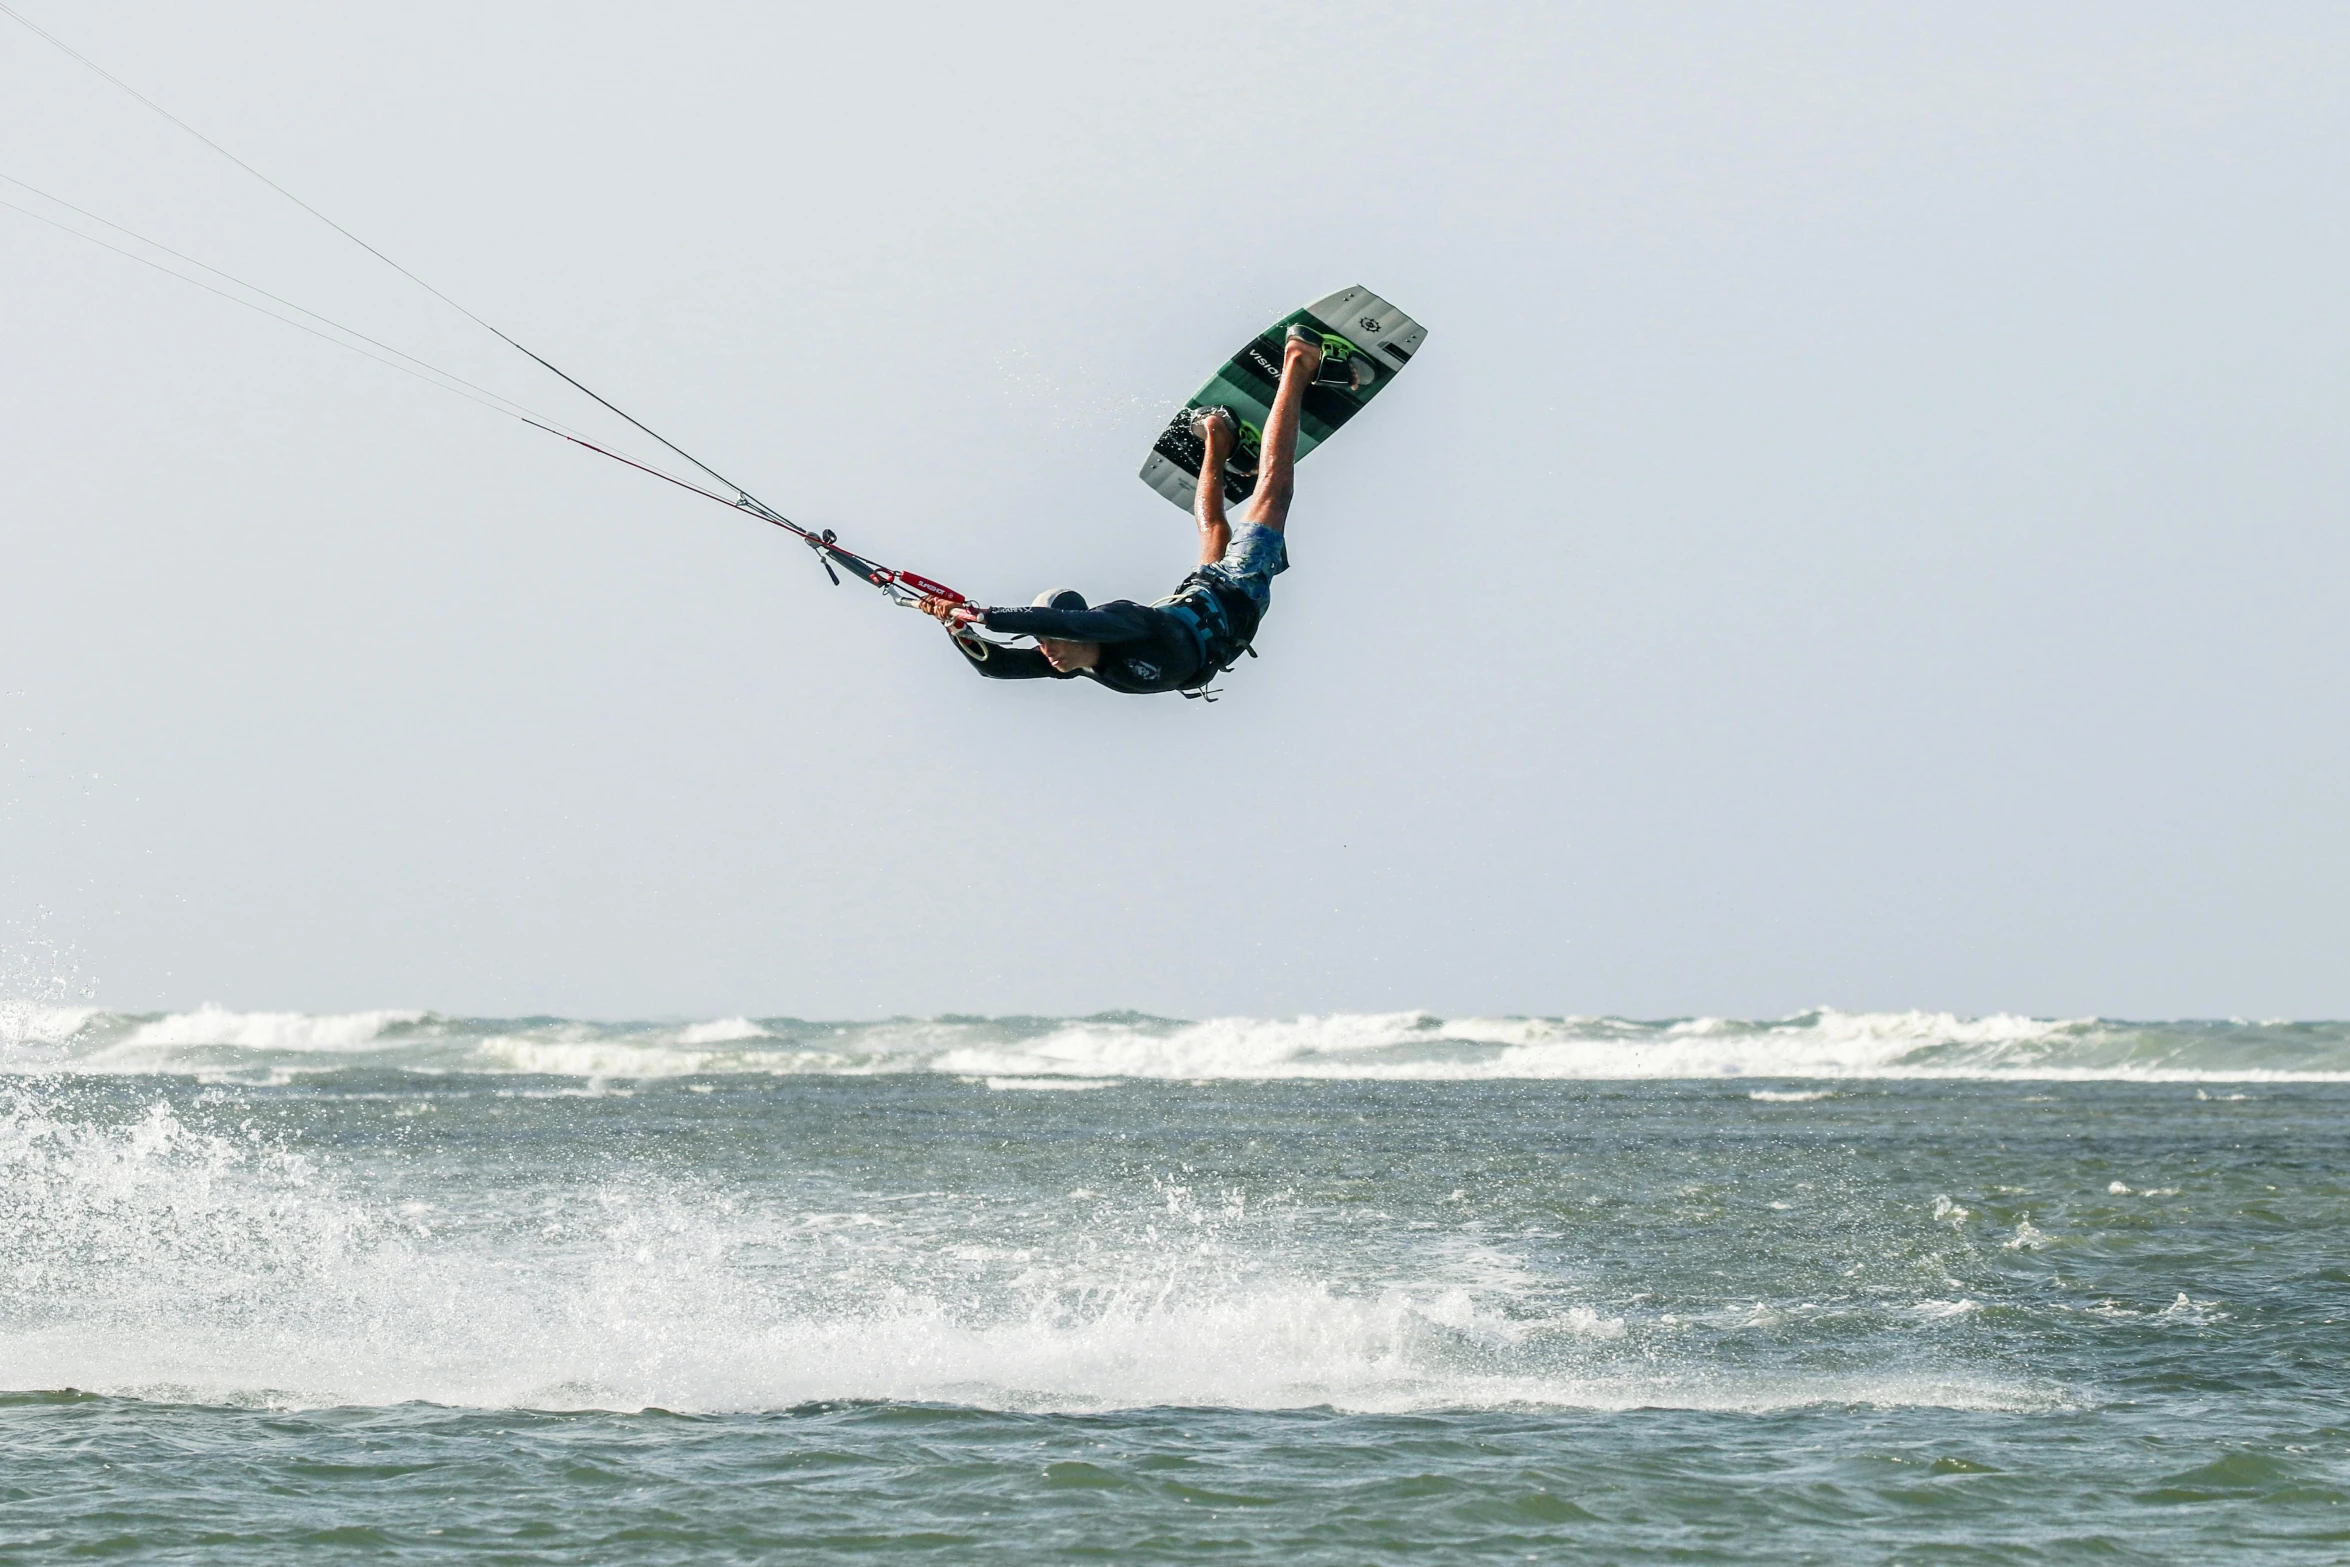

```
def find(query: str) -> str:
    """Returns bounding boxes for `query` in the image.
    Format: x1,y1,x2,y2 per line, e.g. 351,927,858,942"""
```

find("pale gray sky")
4,1,2346,1020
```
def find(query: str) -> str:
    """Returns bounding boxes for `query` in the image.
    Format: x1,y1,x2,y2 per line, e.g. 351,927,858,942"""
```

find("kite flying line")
0,0,971,610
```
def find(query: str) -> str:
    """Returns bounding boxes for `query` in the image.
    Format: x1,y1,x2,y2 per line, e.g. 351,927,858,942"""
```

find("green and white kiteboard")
1140,284,1428,511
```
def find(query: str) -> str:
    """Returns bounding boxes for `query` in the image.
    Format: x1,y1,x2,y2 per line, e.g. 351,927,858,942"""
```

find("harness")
1157,571,1262,699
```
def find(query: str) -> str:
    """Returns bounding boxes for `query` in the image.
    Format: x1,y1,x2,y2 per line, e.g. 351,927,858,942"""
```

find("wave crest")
3,1005,2344,1083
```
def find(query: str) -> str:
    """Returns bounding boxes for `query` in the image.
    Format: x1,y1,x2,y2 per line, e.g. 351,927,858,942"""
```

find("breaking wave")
2,1005,2344,1083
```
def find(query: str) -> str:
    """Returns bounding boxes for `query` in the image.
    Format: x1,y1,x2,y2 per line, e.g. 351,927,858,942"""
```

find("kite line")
0,0,969,609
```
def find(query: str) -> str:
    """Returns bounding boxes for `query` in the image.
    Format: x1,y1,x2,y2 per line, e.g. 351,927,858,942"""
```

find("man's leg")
1194,408,1236,566
1242,331,1323,532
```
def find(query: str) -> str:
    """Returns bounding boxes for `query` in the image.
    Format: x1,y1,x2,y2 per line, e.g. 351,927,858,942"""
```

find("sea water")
2,1007,2345,1562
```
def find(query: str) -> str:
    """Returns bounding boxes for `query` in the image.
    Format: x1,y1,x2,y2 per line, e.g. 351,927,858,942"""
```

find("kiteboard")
1140,285,1428,511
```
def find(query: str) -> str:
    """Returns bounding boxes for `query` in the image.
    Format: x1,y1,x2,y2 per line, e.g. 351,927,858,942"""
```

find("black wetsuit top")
955,600,1208,695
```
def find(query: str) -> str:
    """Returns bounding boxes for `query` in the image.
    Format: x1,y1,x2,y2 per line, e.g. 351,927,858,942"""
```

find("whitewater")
5,1002,2347,1082
4,1009,2346,1562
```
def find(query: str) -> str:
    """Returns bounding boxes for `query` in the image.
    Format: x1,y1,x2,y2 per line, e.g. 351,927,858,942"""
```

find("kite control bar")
797,515,1005,649
798,525,971,612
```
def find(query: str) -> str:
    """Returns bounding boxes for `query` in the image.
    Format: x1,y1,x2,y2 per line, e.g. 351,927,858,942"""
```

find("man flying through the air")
920,325,1353,695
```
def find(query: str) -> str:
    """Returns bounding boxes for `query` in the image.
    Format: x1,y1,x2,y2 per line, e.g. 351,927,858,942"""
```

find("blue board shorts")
1196,522,1288,615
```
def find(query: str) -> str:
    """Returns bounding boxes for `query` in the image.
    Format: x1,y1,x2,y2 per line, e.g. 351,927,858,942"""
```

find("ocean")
2,1006,2345,1562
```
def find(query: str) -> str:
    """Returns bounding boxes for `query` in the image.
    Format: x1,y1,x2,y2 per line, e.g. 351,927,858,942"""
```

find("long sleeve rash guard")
954,601,1207,695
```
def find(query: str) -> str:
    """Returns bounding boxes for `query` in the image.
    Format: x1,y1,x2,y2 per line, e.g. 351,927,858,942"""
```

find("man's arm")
951,635,1065,680
979,602,1159,642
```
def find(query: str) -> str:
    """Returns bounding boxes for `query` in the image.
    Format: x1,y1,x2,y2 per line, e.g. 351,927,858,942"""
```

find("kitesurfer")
920,325,1344,694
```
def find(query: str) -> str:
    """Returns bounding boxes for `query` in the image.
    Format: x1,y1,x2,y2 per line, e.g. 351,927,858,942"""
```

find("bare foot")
1192,405,1238,463
1283,323,1326,378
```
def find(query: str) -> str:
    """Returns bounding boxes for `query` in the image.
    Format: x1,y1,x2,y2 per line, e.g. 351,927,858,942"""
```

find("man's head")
1032,588,1101,673
1037,637,1101,672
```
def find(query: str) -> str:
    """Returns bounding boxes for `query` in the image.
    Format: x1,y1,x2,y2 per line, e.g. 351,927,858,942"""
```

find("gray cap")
1031,588,1088,613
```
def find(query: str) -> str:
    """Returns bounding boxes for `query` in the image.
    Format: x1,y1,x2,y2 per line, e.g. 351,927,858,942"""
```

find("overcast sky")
4,1,2346,1021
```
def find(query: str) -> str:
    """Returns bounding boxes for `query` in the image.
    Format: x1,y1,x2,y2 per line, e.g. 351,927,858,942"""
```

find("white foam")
673,1018,773,1046
926,1008,2350,1084
2160,1292,2227,1322
135,1004,422,1050
0,1001,97,1050
0,1086,2063,1418
2003,1216,2053,1251
9,1006,2346,1083
930,1010,1452,1080
469,1035,854,1079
